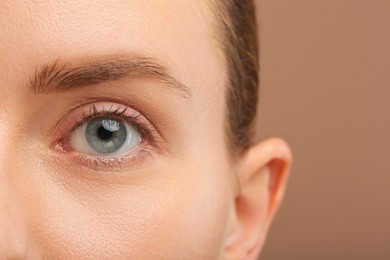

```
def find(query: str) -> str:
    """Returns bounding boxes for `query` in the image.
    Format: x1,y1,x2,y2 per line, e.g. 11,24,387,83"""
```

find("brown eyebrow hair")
29,54,192,98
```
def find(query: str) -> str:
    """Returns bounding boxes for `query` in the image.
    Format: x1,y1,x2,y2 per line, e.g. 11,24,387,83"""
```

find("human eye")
52,102,157,171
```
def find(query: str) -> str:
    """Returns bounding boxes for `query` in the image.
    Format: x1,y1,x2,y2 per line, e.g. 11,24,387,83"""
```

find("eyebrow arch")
29,54,192,98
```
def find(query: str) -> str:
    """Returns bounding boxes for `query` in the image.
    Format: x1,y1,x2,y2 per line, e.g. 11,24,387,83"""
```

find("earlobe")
223,138,292,260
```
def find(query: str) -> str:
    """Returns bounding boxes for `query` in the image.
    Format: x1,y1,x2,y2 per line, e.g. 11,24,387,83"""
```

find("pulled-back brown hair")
213,0,259,156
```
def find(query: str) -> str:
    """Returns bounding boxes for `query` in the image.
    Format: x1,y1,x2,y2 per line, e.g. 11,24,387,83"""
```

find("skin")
0,1,292,259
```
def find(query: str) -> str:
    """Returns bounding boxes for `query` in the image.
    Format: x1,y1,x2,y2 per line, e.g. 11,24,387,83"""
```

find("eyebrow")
29,54,192,98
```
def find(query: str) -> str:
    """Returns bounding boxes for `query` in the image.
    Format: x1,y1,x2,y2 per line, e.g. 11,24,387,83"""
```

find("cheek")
19,155,232,258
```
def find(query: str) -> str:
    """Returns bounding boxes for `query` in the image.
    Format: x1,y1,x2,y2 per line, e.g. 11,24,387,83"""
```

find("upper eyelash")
67,104,154,144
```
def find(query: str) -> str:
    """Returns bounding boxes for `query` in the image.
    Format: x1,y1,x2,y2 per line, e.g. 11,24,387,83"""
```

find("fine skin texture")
0,1,292,259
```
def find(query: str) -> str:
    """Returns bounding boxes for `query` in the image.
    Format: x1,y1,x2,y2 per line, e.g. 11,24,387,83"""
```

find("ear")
223,138,293,260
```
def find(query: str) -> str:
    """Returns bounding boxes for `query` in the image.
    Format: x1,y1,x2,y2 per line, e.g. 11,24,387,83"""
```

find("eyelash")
72,104,152,140
55,103,156,171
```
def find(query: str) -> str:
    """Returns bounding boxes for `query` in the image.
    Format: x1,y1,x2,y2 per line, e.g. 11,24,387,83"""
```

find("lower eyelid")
55,139,153,172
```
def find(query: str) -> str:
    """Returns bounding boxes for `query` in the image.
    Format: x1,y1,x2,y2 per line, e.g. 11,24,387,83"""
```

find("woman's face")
0,0,292,259
0,0,235,258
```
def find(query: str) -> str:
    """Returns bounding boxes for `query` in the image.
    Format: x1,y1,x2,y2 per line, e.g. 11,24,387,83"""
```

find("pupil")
97,125,114,140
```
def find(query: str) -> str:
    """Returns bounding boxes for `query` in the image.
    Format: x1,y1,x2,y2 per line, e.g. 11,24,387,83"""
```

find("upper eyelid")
52,102,154,143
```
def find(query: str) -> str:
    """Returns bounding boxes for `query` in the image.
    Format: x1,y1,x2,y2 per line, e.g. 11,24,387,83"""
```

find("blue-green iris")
85,117,128,154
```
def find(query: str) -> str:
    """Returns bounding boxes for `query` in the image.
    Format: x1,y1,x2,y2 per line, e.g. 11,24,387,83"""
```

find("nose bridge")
0,116,29,257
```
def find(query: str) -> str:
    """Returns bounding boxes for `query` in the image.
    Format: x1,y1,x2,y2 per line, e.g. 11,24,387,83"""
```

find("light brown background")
255,1,390,259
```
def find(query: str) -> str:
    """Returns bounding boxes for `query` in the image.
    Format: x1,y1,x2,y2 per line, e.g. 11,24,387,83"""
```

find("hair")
213,0,260,156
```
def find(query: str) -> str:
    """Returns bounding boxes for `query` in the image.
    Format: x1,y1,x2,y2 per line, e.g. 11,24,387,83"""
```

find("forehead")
0,0,225,94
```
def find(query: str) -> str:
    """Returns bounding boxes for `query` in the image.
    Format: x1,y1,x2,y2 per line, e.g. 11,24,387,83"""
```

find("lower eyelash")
69,139,153,172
